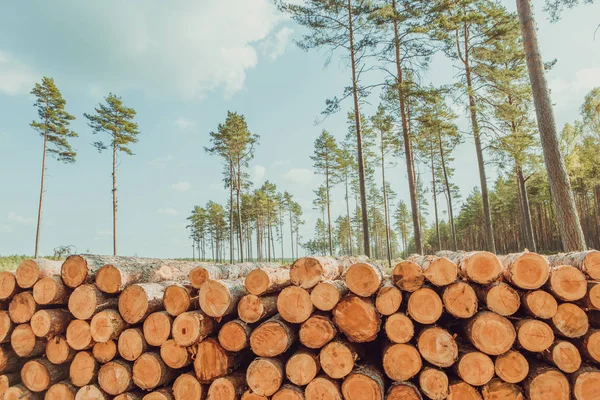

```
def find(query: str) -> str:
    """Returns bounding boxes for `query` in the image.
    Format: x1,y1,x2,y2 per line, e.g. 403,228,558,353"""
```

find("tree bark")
517,165,537,251
112,140,117,256
516,0,586,251
237,157,245,262
34,108,49,259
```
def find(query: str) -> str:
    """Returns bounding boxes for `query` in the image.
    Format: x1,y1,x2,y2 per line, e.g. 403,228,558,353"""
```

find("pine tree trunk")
348,0,370,257
230,160,234,264
431,143,441,251
381,148,392,269
326,166,333,256
438,127,457,251
34,112,49,259
517,165,537,251
236,157,245,261
516,0,586,251
289,209,294,260
393,0,422,254
112,141,118,256
345,176,353,256
462,24,495,253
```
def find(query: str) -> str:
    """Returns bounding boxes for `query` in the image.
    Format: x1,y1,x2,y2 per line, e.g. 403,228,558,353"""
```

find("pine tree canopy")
30,76,78,163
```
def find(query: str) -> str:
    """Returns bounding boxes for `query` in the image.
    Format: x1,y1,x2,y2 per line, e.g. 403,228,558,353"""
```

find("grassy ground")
0,255,63,271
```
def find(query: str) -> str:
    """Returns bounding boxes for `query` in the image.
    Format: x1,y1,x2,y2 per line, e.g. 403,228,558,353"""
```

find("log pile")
0,251,599,399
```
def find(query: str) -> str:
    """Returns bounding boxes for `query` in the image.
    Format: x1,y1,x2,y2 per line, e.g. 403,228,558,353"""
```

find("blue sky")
0,0,599,258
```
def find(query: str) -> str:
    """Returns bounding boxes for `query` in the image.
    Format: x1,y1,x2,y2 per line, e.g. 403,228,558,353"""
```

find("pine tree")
85,93,139,256
544,0,596,21
30,77,78,258
334,144,356,255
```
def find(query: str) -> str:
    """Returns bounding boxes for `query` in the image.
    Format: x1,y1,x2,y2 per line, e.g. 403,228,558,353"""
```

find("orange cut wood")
419,367,449,400
465,312,516,355
277,286,313,324
375,280,402,316
305,375,342,400
250,315,296,357
521,290,557,319
540,340,581,373
384,313,414,344
142,311,172,347
523,365,569,400
163,283,196,317
546,265,587,301
501,252,549,290
494,350,529,383
132,352,175,390
114,393,144,400
172,310,215,347
160,339,192,369
118,328,148,361
242,390,268,400
8,291,37,323
0,271,19,301
481,378,524,400
66,320,95,351
4,384,41,400
199,280,246,318
581,329,600,363
32,276,69,305
272,384,304,400
143,388,175,400
0,372,19,397
286,348,320,386
290,256,362,289
417,326,458,368
319,339,359,379
333,295,381,343
438,250,503,284
16,259,62,289
382,343,422,382
22,358,68,392
548,250,600,280
299,314,337,349
92,340,117,363
245,267,290,296
410,255,458,286
515,319,554,352
30,308,72,338
0,311,13,343
455,349,494,386
218,319,251,352
551,303,589,338
11,323,45,358
571,365,600,400
74,384,110,400
206,373,245,400
391,260,425,292
447,381,482,400
98,360,134,395
46,381,77,400
246,357,284,396
443,281,478,319
341,365,385,400
118,282,171,324
46,335,76,364
68,284,118,320
476,282,520,317
386,382,422,400
343,262,383,297
70,351,99,387
310,280,348,311
90,309,128,343
173,373,205,400
407,287,443,324
237,294,278,324
193,338,237,383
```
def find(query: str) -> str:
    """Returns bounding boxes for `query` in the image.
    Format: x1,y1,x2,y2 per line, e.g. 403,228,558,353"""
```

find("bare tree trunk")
381,138,392,269
280,208,284,263
112,141,118,256
34,116,49,259
517,165,536,251
347,0,370,257
289,209,294,260
229,160,234,264
236,158,246,261
461,23,495,253
438,129,457,251
345,175,353,256
516,0,586,251
326,166,333,255
430,143,441,251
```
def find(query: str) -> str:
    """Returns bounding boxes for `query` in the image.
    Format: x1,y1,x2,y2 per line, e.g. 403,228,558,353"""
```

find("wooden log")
92,340,117,363
30,309,72,338
407,287,443,325
160,339,192,369
540,340,581,373
446,381,482,400
218,319,251,352
290,256,364,289
299,314,337,349
382,342,422,382
286,348,320,386
416,326,458,368
163,282,197,317
579,282,600,310
193,338,238,383
98,359,135,395
333,295,381,343
11,323,45,357
246,357,284,396
341,364,385,400
501,252,549,290
465,312,516,355
66,319,95,350
419,367,449,400
304,375,342,400
494,350,529,384
551,302,589,338
0,311,14,343
33,276,69,305
310,280,348,311
45,381,78,400
273,384,304,400
118,328,148,361
515,319,554,352
475,282,520,317
237,294,278,324
46,335,76,364
172,310,216,347
523,363,570,400
481,379,524,400
319,338,359,379
384,313,414,344
547,250,600,280
22,358,68,392
442,281,478,319
8,291,37,323
374,280,402,316
454,346,495,387
68,284,118,320
0,271,19,301
173,373,205,400
245,267,290,296
250,314,297,357
16,259,62,289
521,290,558,319
206,373,245,400
4,384,43,400
118,282,172,324
386,382,422,400
0,345,22,373
189,262,276,289
70,351,99,387
0,372,19,398
241,391,268,400
115,393,145,400
74,384,110,400
199,279,246,318
90,309,128,343
409,254,458,287
437,250,502,284
142,311,172,347
343,262,384,297
570,364,600,400
132,352,175,390
580,329,600,363
143,388,175,400
277,286,313,324
546,265,587,302
391,260,424,292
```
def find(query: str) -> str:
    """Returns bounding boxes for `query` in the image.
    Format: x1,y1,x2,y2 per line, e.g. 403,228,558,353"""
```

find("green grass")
0,255,63,271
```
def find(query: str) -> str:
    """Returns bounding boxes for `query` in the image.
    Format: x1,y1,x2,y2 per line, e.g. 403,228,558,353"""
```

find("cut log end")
199,280,244,318
286,350,319,386
525,368,570,400
33,277,68,305
384,313,414,344
462,251,503,284
9,291,37,323
383,343,422,382
250,317,295,357
46,336,75,365
272,384,304,400
118,328,147,361
423,256,458,286
456,351,494,386
482,379,524,400
386,382,422,400
417,327,458,368
4,384,41,400
61,255,89,289
163,285,192,317
98,360,133,395
341,366,384,400
320,340,357,379
46,382,77,400
22,359,60,392
447,381,481,400
277,286,313,324
70,351,98,387
95,265,124,294
246,357,284,396
407,288,443,325
310,281,347,311
333,295,381,343
495,350,529,383
93,340,117,364
419,368,449,400
392,261,424,292
523,290,557,319
132,352,172,391
142,312,172,347
69,285,101,320
11,323,44,358
193,339,233,383
173,373,204,400
545,341,581,373
305,376,342,400
483,283,521,317
66,320,94,351
172,310,215,347
90,310,127,343
160,339,191,369
0,272,18,300
548,265,587,302
299,315,336,349
375,283,402,316
573,368,600,400
516,319,554,352
15,259,43,289
118,285,151,324
443,282,478,319
242,390,269,400
552,303,589,338
466,312,516,355
344,263,382,297
219,320,250,352
503,252,549,289
75,384,109,400
289,257,326,288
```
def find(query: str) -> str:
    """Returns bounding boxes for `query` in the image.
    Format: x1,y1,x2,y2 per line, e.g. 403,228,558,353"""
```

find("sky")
0,0,599,258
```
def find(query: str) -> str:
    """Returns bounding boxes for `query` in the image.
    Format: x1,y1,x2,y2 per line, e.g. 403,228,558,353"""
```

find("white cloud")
7,212,34,224
5,1,284,99
171,181,191,192
261,27,294,60
0,51,38,96
158,208,180,216
151,155,173,168
253,165,266,182
283,168,314,187
174,118,196,130
550,68,600,95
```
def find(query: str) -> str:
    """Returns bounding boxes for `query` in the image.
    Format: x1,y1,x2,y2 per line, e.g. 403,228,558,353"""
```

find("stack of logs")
0,250,599,400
